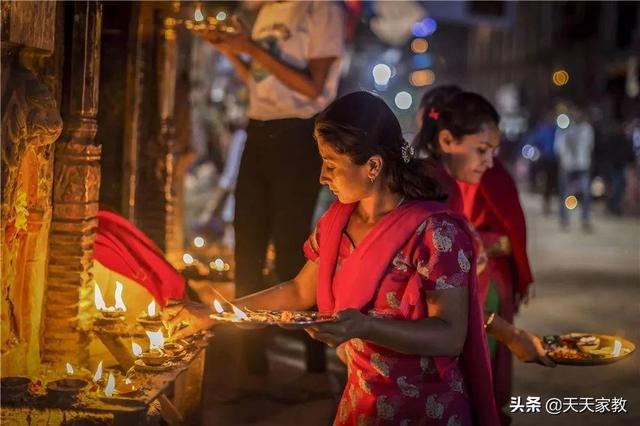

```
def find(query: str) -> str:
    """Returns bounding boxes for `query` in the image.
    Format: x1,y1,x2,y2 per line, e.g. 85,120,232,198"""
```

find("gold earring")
369,175,375,183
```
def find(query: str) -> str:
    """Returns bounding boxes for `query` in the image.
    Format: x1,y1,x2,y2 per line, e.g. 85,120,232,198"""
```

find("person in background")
196,1,345,395
166,91,500,425
417,87,554,425
525,109,557,215
554,104,595,231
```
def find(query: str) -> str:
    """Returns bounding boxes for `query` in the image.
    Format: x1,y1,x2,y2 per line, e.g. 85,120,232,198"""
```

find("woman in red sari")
416,87,554,422
168,92,499,425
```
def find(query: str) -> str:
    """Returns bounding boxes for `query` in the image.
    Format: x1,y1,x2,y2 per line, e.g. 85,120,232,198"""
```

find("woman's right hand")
507,328,556,367
162,299,215,340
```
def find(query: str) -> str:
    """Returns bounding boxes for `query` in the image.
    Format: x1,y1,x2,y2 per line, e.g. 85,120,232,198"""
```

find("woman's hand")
197,16,253,54
305,309,368,347
162,299,215,340
507,328,556,367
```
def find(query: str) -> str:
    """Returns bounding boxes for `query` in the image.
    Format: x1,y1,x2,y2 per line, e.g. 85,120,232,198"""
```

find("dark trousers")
234,117,325,374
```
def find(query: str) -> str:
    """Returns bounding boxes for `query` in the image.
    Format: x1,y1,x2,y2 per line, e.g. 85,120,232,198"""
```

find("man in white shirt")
199,1,344,386
554,106,594,230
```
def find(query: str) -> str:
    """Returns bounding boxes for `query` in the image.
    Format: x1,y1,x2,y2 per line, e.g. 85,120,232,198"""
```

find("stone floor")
197,191,639,425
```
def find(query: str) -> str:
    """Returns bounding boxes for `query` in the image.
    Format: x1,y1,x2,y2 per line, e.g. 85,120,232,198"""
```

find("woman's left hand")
305,309,368,347
507,328,556,367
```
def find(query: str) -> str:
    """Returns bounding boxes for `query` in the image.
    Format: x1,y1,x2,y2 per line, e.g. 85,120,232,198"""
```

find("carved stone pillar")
42,1,102,366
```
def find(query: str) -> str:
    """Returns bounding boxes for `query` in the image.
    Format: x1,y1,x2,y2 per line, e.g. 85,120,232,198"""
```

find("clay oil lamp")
46,363,89,403
93,281,127,325
137,300,163,331
138,329,170,368
1,376,31,403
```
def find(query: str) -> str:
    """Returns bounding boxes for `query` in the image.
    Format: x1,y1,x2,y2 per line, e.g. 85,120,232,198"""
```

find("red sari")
93,210,185,306
429,160,533,414
304,201,498,426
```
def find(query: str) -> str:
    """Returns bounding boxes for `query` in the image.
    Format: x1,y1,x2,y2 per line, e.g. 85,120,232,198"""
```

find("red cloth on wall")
93,210,185,306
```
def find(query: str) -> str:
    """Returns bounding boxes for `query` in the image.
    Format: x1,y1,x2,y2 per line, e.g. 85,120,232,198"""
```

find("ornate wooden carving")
43,1,102,366
1,54,63,375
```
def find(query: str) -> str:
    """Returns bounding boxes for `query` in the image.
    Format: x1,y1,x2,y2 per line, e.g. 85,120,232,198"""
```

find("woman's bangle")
484,312,496,330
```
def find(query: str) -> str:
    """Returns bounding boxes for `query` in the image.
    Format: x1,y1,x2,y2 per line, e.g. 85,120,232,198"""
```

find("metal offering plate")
543,333,635,366
210,309,335,329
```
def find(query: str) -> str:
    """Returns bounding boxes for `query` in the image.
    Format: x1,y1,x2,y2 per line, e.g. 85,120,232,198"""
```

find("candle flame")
147,300,156,317
132,341,143,357
194,5,204,22
114,281,127,312
146,329,165,350
94,282,107,311
92,360,103,382
104,373,116,397
213,299,224,313
232,305,248,320
125,378,132,385
66,362,74,375
613,340,622,357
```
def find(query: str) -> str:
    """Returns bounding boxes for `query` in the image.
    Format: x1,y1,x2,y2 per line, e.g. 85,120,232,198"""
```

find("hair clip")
428,107,440,121
401,140,415,164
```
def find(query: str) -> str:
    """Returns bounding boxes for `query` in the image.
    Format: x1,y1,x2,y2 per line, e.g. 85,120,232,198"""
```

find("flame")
132,341,143,357
94,282,107,311
92,361,103,382
146,329,165,350
194,5,204,22
147,300,156,318
125,378,132,385
104,373,115,397
114,281,127,312
232,305,248,320
213,258,225,272
613,340,622,357
213,299,224,313
66,362,74,375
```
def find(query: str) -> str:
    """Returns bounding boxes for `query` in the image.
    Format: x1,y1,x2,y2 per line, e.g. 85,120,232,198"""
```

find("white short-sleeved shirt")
247,1,344,121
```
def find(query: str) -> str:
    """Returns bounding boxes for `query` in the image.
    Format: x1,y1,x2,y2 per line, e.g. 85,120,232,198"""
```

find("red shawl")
93,210,185,306
457,162,533,307
316,200,499,426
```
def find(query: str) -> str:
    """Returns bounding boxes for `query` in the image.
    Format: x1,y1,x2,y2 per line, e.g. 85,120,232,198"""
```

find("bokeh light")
372,64,391,86
411,17,437,38
183,253,194,265
395,91,413,110
552,70,570,86
216,11,227,21
410,69,435,87
411,38,429,54
564,195,578,210
412,54,433,69
556,113,571,129
193,236,205,248
521,144,540,161
591,176,606,197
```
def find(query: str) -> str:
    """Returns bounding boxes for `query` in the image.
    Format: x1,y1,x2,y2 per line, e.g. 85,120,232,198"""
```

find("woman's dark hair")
314,91,444,201
416,87,500,159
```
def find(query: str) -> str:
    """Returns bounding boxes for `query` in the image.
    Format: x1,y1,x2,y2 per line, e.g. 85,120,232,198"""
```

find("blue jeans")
558,169,591,224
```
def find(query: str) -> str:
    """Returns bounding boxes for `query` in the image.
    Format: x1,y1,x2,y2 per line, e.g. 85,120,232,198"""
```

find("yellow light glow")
411,38,429,54
213,299,224,313
232,305,248,320
131,341,143,357
552,70,569,86
410,69,435,87
92,361,103,383
94,282,107,311
194,6,204,22
66,362,74,375
146,329,165,350
147,300,156,318
114,281,127,312
613,340,622,357
194,236,205,248
564,195,578,210
183,253,194,265
104,373,116,397
212,258,225,272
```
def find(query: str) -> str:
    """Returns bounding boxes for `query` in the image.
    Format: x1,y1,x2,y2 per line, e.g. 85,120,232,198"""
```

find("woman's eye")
477,149,487,155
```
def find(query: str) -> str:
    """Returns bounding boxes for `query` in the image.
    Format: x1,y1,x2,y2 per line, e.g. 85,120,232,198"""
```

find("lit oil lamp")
137,300,163,331
94,281,127,323
139,329,169,367
47,362,89,403
211,298,249,321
